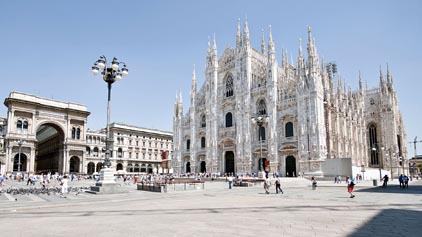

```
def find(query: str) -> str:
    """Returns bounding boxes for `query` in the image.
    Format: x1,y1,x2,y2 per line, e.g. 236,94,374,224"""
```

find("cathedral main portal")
286,156,297,177
224,151,235,175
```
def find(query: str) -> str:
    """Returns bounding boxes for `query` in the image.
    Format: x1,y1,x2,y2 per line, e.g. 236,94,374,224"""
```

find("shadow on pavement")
355,184,422,195
348,209,421,237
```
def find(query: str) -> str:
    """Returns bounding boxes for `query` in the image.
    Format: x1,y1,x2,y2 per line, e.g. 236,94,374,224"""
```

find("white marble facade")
173,21,408,177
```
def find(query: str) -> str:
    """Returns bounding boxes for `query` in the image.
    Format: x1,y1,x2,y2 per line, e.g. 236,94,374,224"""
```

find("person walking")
60,175,69,197
382,174,389,188
346,176,356,198
403,175,409,189
398,174,403,188
311,176,317,190
227,175,233,189
275,176,283,194
264,177,271,194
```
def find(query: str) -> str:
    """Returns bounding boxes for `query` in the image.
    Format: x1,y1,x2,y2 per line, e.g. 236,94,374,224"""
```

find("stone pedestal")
258,171,266,179
87,168,128,194
98,167,116,184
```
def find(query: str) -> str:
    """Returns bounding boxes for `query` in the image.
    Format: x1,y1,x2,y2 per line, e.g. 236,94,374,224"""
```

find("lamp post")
388,149,393,181
371,144,384,180
92,56,128,182
17,139,23,172
251,114,268,178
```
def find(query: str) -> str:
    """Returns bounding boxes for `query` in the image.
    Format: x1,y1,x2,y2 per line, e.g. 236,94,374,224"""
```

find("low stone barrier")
137,183,166,192
233,181,254,187
137,180,205,192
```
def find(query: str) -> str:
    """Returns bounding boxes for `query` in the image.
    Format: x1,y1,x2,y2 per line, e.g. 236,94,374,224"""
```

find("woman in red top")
346,176,355,198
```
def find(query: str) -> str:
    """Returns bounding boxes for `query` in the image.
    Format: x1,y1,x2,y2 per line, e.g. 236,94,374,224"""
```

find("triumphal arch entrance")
3,92,89,174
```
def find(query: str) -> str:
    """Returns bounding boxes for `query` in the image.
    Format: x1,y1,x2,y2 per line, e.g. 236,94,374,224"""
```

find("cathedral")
173,20,408,179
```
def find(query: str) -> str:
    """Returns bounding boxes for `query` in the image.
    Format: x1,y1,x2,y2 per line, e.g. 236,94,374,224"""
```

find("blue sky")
1,0,421,156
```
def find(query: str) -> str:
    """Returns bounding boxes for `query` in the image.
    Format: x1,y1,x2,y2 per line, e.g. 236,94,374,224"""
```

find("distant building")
409,155,422,175
0,117,7,174
85,123,173,174
173,20,408,179
0,92,173,175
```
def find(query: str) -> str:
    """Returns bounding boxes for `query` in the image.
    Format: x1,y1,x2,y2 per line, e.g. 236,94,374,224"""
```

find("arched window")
225,75,234,97
72,127,76,139
257,100,267,115
76,128,81,140
118,148,123,158
368,124,379,166
225,112,233,127
201,114,206,128
201,137,206,148
186,139,190,150
93,147,99,157
23,121,28,130
285,122,294,137
259,127,266,141
17,120,22,132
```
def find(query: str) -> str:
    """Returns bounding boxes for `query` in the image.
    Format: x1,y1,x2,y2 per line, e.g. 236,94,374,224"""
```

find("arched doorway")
134,164,140,173
141,164,146,173
35,123,65,173
200,161,206,173
225,151,235,175
147,164,153,173
116,163,123,171
258,158,268,172
69,156,80,173
186,162,191,173
13,153,27,172
96,162,103,172
286,156,296,177
87,162,95,175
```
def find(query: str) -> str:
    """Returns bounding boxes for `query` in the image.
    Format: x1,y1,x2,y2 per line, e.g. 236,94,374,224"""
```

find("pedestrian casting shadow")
355,184,422,195
348,209,421,237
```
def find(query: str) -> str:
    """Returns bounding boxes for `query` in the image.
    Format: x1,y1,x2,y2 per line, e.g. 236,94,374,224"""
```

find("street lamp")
251,114,269,178
92,56,128,168
17,139,23,172
371,144,384,180
92,55,128,182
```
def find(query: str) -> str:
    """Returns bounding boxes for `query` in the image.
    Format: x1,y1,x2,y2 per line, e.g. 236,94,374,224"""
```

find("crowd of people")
1,170,420,198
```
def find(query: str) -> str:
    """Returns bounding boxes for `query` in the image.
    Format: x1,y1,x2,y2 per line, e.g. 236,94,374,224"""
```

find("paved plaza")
0,178,421,237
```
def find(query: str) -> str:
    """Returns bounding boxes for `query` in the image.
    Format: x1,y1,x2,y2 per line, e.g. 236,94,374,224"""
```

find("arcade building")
0,92,173,175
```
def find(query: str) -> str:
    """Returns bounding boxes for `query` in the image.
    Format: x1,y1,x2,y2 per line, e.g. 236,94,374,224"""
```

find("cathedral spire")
190,65,197,105
359,71,363,92
337,76,342,95
212,33,217,55
243,18,250,48
307,25,314,56
191,64,197,92
282,48,286,69
386,63,393,85
321,57,327,86
268,25,275,53
379,65,384,83
379,65,385,94
236,18,242,49
298,38,303,64
261,28,265,55
306,26,319,74
297,38,304,70
207,36,211,58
